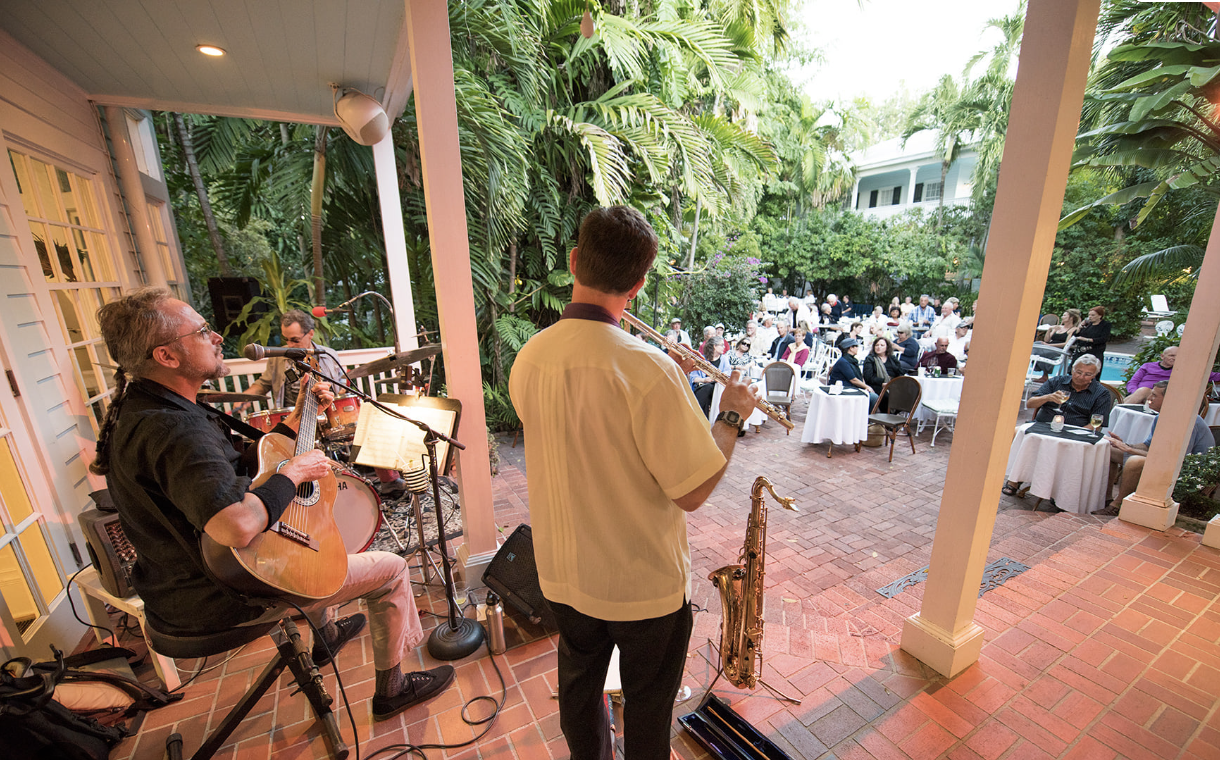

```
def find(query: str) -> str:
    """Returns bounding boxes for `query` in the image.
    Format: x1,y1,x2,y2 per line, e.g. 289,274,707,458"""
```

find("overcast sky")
788,0,1023,105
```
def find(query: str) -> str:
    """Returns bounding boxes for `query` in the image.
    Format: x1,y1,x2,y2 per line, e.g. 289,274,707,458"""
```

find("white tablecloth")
1108,404,1157,446
1005,423,1112,514
915,375,964,426
708,377,769,428
801,386,869,446
1206,403,1220,426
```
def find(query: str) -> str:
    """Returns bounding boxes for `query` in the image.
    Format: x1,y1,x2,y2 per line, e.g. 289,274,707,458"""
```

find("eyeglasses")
149,322,213,357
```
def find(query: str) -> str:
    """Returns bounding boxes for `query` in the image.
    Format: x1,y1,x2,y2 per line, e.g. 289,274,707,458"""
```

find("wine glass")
1089,413,1104,435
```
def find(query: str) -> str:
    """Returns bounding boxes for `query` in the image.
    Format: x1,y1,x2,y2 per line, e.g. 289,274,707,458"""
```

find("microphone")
311,305,348,318
243,344,314,361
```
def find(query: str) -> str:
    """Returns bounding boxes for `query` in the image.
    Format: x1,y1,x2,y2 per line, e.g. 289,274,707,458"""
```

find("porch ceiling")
0,0,413,125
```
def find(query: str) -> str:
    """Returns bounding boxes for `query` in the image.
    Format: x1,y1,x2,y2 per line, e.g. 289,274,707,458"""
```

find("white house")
849,130,977,218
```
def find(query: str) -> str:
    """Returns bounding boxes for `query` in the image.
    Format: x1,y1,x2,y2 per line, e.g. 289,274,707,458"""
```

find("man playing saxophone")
510,206,758,760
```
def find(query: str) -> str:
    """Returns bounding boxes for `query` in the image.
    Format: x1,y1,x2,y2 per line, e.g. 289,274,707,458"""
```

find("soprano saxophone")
709,476,798,689
620,311,795,432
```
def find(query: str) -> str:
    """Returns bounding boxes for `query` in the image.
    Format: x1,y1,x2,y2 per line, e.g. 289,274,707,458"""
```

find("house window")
891,187,902,205
9,151,122,430
913,183,923,203
868,189,878,208
923,181,943,201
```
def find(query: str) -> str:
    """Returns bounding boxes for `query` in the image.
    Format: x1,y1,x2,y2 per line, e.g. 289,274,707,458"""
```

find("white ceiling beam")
381,4,414,120
86,94,341,126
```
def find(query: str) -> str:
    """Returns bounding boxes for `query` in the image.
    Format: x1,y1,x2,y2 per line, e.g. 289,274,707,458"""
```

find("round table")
801,385,869,456
708,374,769,429
1004,423,1112,514
1108,403,1157,446
915,375,964,428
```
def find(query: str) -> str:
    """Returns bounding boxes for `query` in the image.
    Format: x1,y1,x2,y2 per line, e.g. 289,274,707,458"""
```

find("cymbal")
348,345,442,379
197,390,267,403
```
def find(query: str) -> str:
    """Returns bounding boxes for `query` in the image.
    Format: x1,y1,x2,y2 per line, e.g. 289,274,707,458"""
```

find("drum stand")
403,467,444,587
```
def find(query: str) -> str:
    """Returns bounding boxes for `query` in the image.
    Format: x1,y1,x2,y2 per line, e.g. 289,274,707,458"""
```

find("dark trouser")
693,383,715,415
549,599,693,760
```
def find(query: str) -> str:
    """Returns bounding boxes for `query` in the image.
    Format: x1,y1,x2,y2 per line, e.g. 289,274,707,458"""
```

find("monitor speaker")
78,492,137,598
482,525,553,628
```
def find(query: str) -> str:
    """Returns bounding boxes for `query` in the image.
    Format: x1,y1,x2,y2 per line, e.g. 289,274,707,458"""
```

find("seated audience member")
1096,380,1215,515
835,322,864,350
900,296,915,317
928,303,962,342
910,295,936,335
781,326,811,366
827,338,879,408
919,338,959,373
826,294,843,321
769,320,792,360
698,325,715,354
840,296,854,318
947,323,971,364
887,305,903,326
755,315,778,357
785,297,812,331
1124,346,1220,405
714,324,725,340
690,337,725,414
863,336,903,410
817,303,835,325
1030,308,1080,381
867,306,886,328
729,338,753,369
893,324,920,374
1070,305,1111,362
669,317,692,346
1027,354,1111,427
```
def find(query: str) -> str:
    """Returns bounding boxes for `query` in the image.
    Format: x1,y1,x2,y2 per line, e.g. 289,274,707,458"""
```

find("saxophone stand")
700,638,801,705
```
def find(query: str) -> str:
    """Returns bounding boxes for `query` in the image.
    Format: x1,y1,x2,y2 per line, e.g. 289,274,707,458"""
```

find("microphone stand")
290,360,484,660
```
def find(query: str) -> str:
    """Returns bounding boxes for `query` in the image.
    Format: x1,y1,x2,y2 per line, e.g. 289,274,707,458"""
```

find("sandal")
1001,483,1020,497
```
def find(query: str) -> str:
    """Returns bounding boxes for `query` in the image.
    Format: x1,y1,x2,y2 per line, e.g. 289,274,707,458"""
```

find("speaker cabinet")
482,525,554,628
207,277,266,335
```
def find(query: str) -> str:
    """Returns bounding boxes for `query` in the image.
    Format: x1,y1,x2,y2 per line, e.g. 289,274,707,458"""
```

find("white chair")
1023,337,1075,404
1144,294,1177,318
1177,323,1186,337
919,399,959,446
797,344,824,399
1154,320,1175,337
761,362,797,421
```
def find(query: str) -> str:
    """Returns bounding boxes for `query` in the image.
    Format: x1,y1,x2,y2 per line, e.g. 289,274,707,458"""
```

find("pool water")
1101,354,1132,383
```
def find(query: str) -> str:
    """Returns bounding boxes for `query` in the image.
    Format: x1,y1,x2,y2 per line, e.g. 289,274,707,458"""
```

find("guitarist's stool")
149,615,349,760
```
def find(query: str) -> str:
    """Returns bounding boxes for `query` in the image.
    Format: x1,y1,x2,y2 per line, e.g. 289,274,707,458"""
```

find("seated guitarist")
90,288,452,721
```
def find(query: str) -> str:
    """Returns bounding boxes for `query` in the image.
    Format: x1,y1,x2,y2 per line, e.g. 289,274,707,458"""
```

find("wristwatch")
715,410,743,428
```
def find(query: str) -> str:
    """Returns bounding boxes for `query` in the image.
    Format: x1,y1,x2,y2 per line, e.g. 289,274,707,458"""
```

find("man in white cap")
669,317,692,346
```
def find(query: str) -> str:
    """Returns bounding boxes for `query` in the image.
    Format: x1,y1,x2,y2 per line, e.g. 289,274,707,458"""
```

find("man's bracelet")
250,473,297,528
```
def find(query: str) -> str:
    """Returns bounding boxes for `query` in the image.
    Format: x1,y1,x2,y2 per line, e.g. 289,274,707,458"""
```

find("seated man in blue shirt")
827,338,879,408
1096,380,1215,515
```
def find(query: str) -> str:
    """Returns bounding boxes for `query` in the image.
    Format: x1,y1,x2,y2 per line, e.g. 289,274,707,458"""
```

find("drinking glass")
1089,413,1104,434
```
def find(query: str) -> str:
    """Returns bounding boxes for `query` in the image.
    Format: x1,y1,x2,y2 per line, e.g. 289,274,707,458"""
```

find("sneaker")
1091,504,1121,517
377,478,408,499
372,665,455,721
312,613,366,667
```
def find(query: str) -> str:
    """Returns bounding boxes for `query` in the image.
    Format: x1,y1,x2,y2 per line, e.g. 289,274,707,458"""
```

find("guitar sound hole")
295,480,320,507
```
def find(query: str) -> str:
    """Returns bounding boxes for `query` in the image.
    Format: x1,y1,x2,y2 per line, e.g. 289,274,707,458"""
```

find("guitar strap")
197,401,268,442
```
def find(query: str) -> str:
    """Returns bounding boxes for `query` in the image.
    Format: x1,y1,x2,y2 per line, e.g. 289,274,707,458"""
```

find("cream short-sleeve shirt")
509,318,726,620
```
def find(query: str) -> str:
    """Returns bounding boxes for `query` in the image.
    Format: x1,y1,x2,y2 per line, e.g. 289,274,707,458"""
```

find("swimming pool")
1101,354,1132,383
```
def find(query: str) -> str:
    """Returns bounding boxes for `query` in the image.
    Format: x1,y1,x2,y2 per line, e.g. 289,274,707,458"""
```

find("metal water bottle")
486,592,506,654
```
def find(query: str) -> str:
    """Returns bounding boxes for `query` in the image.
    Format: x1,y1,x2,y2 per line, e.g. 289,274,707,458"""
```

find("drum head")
333,472,383,553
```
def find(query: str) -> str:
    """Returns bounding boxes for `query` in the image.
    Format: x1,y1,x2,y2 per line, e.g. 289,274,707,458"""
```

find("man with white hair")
755,315,778,358
784,297,811,331
826,293,842,321
911,295,936,336
927,302,962,343
668,317,692,347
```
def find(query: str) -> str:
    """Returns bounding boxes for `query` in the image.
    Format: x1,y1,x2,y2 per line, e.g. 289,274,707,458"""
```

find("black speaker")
207,277,267,335
78,503,136,598
482,525,554,628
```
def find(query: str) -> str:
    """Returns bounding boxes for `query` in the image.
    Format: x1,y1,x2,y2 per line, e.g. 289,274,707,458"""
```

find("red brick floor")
98,395,1220,759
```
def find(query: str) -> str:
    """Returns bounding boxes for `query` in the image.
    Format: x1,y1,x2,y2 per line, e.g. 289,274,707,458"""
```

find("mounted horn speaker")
334,87,389,146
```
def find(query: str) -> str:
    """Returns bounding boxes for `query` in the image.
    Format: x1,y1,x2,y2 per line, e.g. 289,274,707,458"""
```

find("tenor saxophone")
708,476,798,689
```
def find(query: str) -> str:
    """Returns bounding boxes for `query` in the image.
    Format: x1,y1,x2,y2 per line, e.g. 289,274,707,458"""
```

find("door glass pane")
87,233,114,281
0,437,34,525
9,153,40,220
79,180,101,228
50,228,78,283
0,543,39,634
19,527,63,606
57,169,81,226
31,227,55,281
53,290,83,344
74,347,99,398
73,229,97,281
31,161,63,223
90,400,106,429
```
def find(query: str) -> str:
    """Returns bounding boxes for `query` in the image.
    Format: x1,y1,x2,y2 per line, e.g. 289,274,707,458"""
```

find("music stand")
349,394,483,660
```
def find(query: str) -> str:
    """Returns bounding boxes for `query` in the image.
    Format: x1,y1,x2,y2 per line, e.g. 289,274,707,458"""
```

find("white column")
900,0,1100,678
104,106,167,288
907,167,919,205
405,0,499,576
372,134,419,352
1121,199,1220,532
850,178,860,211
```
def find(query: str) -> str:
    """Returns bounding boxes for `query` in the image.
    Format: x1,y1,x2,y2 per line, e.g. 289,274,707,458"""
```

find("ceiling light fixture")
196,45,226,57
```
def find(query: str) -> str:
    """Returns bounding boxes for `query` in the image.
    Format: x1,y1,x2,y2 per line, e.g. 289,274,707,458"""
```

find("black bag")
0,647,128,760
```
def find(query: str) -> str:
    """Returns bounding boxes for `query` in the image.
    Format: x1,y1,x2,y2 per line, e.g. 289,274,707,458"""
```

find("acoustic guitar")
202,368,348,604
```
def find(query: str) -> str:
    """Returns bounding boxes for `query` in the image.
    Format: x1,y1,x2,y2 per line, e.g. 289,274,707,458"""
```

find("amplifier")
78,508,137,598
482,525,554,628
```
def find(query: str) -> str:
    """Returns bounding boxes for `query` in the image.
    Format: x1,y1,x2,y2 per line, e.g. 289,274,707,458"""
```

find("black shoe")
377,478,408,499
372,665,455,721
312,613,366,667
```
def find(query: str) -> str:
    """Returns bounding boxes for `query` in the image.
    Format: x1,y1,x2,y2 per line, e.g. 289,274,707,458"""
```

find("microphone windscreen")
242,344,264,361
311,305,328,318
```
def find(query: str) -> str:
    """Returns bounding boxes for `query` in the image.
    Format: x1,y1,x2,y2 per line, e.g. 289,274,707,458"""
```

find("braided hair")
89,288,178,476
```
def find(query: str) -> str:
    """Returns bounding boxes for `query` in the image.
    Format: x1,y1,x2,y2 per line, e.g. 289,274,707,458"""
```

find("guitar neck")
295,371,319,457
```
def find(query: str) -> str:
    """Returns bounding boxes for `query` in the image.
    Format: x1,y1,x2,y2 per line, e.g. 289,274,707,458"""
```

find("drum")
324,395,362,441
247,408,293,434
334,470,383,553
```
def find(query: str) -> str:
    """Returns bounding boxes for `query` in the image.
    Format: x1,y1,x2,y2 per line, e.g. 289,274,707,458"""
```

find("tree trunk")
508,241,518,313
310,126,328,301
688,196,702,270
173,113,232,276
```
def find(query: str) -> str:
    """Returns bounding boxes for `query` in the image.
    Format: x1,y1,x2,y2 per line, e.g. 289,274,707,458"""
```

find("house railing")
214,346,416,413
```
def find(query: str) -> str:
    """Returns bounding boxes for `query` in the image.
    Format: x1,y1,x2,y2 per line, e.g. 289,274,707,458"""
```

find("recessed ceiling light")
196,45,226,57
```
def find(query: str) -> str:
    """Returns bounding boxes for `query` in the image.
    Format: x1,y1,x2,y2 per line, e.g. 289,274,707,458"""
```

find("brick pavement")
100,394,1220,759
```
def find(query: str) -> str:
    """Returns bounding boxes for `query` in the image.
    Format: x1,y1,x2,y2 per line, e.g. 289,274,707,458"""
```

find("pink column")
900,0,1100,677
404,0,499,573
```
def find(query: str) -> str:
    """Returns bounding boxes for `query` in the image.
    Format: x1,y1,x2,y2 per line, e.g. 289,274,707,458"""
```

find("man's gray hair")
747,320,757,328
282,309,315,333
1073,354,1102,372
777,318,790,327
1153,380,1169,392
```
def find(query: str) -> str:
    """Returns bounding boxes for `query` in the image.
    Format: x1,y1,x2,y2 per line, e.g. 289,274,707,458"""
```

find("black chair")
868,375,922,462
148,615,349,760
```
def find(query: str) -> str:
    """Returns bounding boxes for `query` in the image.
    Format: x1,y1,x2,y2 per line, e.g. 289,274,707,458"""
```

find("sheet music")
351,401,457,473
